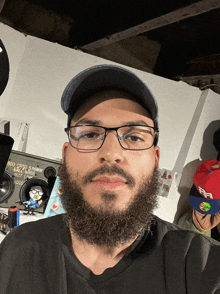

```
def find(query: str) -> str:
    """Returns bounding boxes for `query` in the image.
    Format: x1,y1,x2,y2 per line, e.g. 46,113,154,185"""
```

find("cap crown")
61,65,158,127
193,159,220,200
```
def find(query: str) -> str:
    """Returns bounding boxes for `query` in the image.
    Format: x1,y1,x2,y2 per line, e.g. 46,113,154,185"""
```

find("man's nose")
98,131,124,164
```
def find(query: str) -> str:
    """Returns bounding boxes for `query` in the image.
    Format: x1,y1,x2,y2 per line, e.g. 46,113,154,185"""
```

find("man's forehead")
72,90,152,123
89,90,135,100
73,118,152,127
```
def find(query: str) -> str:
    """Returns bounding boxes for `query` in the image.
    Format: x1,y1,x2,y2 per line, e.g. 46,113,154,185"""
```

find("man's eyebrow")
73,119,150,127
74,119,103,126
123,120,150,127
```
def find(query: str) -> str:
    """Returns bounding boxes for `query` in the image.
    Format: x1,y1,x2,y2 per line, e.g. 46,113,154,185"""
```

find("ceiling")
1,0,220,93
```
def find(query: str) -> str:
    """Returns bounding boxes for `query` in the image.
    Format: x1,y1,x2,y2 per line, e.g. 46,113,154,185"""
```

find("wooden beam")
81,0,220,50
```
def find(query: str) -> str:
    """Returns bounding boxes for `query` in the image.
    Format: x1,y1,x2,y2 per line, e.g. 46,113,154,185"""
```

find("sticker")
51,202,60,212
199,202,211,212
212,164,220,170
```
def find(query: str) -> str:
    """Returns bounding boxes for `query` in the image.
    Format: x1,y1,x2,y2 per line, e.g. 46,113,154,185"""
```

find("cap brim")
189,194,220,214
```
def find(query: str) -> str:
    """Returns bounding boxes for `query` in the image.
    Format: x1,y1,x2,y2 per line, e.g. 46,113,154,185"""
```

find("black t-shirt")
0,214,220,293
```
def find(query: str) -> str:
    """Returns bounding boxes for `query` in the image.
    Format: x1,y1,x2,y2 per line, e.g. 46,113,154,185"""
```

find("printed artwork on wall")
0,118,30,152
44,176,65,217
158,168,181,198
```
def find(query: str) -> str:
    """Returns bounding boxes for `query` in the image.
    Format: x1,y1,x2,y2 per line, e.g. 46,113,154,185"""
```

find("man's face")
62,93,160,210
61,91,160,246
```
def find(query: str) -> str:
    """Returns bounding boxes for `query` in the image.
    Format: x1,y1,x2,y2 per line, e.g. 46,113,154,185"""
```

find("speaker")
0,132,14,185
0,150,61,213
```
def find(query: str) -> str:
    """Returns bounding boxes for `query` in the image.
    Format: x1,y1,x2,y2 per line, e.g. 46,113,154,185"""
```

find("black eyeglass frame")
65,125,159,151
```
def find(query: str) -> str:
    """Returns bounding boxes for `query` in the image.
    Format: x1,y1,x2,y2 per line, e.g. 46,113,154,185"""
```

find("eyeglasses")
65,125,159,151
31,190,43,196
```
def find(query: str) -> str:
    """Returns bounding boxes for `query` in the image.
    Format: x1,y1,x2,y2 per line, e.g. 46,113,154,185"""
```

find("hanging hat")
189,159,220,214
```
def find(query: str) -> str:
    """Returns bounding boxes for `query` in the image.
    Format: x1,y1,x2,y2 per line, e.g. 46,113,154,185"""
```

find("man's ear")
62,142,69,163
155,146,160,166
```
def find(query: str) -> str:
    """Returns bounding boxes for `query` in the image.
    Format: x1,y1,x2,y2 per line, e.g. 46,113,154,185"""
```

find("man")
0,64,220,293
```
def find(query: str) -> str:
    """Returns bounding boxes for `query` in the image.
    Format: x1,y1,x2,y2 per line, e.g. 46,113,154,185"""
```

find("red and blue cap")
189,159,220,214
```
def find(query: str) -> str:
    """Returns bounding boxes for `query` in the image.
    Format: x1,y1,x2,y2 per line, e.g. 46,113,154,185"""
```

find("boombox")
0,150,61,213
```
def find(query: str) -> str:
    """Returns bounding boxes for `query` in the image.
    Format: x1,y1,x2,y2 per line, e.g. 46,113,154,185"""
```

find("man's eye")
123,135,144,142
79,132,99,140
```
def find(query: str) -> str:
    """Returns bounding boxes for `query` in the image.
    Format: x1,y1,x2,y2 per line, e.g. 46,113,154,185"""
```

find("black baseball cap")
61,64,159,138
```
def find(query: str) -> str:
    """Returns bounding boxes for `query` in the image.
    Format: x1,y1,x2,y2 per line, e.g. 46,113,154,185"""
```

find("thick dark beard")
59,162,159,248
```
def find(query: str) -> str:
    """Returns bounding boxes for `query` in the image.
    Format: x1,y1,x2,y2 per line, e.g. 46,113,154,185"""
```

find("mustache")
82,164,135,187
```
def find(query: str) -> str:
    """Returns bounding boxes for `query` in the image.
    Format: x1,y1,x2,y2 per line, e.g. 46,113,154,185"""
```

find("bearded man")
0,65,220,293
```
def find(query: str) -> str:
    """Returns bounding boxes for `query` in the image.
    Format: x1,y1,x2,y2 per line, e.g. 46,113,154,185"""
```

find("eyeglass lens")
68,125,155,150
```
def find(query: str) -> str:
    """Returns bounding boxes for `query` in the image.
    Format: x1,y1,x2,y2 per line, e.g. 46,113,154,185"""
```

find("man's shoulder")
152,214,220,246
1,214,67,246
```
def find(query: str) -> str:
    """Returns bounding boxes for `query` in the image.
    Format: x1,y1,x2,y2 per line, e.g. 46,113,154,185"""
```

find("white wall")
175,89,220,222
1,22,219,223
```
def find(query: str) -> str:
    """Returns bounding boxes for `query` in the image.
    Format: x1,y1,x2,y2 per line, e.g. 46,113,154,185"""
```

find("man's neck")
69,230,137,275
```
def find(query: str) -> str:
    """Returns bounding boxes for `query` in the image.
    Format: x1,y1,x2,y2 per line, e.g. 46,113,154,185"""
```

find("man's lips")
93,176,126,183
92,176,127,189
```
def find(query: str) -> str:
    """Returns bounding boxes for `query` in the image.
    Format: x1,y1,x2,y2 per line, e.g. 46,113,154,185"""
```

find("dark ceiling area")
1,0,220,93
